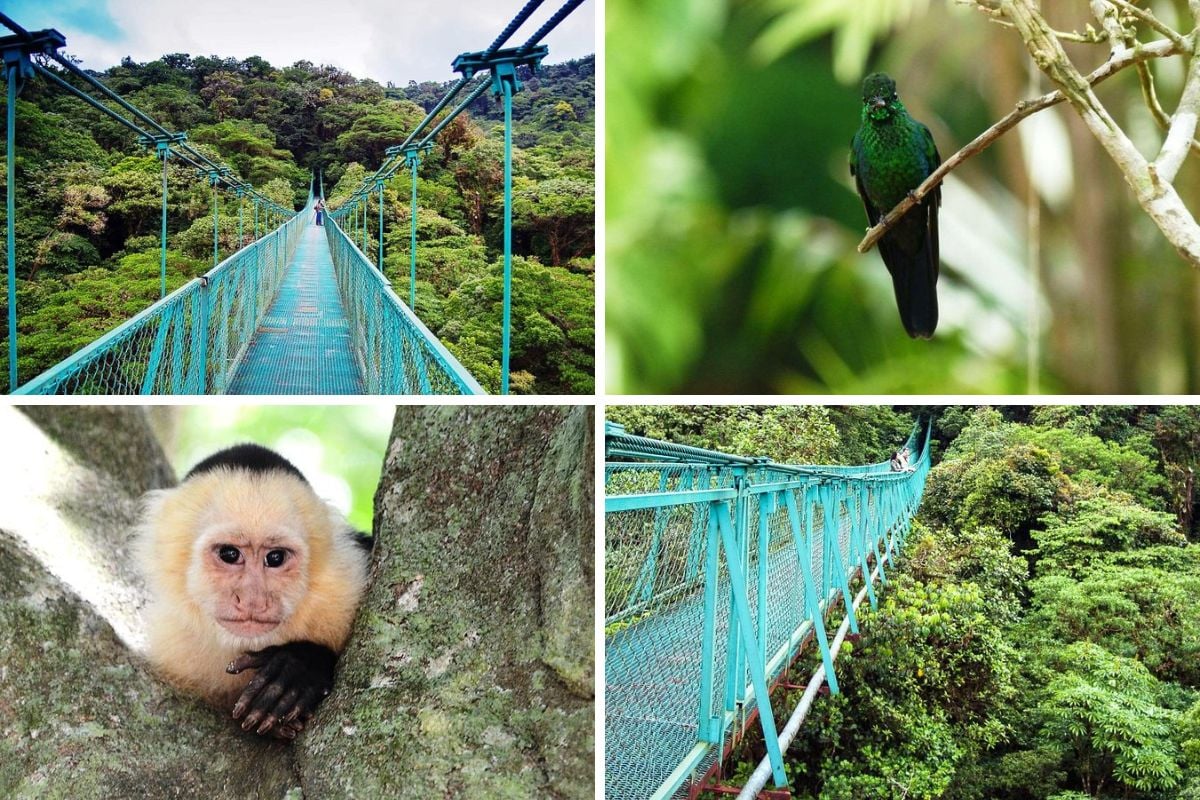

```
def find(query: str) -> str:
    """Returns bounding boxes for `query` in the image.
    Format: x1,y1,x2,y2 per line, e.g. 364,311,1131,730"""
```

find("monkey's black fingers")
259,687,302,734
281,685,323,724
242,690,289,734
232,653,286,720
241,680,288,732
269,707,313,740
227,651,269,675
275,716,308,739
233,673,275,720
273,723,299,740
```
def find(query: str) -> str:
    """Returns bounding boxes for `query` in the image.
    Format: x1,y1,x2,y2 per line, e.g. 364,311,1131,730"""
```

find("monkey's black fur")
185,443,309,484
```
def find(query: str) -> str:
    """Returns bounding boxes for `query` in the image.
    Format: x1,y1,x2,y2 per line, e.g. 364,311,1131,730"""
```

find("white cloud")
53,0,594,83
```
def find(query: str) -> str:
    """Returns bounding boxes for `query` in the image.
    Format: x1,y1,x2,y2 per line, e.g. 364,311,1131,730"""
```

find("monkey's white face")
191,525,310,645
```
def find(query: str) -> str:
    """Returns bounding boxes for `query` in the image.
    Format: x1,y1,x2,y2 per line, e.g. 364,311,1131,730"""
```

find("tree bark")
298,405,595,799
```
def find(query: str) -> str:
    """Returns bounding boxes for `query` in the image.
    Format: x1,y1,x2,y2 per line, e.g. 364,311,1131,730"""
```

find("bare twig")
1106,0,1191,51
1135,61,1172,127
1089,0,1128,48
960,0,1106,41
857,37,1180,254
985,16,1106,42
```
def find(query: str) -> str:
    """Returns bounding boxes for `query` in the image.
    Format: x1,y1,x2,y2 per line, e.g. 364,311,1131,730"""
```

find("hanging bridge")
604,421,932,799
1,0,585,395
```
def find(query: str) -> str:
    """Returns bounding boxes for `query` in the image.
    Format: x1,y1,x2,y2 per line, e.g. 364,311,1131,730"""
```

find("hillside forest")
0,50,594,394
606,405,1200,800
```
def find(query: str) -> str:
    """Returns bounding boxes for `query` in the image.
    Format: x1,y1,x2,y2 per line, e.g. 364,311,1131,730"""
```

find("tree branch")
1156,40,1200,181
857,36,1181,255
1002,0,1200,265
1135,61,1172,128
1153,2,1200,180
1089,0,1128,50
1105,0,1191,51
1095,0,1200,157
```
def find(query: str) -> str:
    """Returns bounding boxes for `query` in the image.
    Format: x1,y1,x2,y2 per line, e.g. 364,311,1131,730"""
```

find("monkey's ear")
134,489,175,577
136,489,173,531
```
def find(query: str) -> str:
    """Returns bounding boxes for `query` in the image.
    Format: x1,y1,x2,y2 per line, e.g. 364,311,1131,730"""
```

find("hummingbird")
850,72,942,339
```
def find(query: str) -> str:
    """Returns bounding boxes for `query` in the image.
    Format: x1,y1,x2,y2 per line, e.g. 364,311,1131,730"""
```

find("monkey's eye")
217,545,242,565
264,549,288,568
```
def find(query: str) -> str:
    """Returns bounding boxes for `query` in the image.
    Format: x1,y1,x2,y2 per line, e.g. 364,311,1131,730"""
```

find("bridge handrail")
323,215,484,395
14,202,310,395
604,420,933,800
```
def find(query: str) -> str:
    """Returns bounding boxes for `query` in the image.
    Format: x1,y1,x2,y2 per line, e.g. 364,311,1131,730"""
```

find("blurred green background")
606,0,1200,393
150,405,394,532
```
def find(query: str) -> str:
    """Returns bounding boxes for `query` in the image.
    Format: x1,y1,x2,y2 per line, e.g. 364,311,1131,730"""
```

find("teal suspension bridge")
1,0,584,394
604,422,932,799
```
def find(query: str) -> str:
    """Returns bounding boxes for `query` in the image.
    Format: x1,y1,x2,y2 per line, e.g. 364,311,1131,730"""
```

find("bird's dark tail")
898,239,937,339
880,203,939,339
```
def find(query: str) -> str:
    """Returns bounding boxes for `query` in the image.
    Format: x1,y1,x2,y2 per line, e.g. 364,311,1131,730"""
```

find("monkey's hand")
227,641,338,739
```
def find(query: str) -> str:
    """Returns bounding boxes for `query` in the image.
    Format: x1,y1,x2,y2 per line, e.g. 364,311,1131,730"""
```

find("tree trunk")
298,405,595,799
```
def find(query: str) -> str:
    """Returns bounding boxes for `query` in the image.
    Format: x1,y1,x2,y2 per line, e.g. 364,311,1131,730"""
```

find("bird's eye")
892,93,898,100
217,545,241,565
265,549,287,568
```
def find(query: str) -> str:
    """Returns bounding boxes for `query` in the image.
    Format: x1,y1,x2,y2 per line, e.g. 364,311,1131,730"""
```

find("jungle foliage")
611,406,1200,800
787,406,1200,800
0,52,594,393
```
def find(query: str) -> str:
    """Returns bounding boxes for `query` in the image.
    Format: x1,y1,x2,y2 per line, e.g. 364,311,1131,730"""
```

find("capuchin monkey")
137,444,372,739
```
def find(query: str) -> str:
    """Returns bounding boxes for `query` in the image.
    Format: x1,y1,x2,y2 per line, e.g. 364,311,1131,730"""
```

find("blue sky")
6,0,595,83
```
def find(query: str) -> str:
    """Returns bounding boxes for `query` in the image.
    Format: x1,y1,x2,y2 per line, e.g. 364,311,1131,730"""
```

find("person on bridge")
314,199,325,227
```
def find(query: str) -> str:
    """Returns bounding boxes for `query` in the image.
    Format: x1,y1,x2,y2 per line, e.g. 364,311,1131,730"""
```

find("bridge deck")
228,221,364,394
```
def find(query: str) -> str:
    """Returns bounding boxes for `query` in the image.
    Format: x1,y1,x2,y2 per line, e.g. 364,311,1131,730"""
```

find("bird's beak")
870,96,887,110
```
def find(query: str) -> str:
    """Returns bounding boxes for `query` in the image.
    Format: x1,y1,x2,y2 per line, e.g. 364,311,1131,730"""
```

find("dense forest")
606,405,1200,800
0,50,594,393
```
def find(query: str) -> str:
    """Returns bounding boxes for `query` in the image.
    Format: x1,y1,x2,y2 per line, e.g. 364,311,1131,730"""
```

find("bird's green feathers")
850,72,942,338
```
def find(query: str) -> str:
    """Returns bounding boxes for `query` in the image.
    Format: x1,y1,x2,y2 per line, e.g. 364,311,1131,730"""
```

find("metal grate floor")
227,222,364,394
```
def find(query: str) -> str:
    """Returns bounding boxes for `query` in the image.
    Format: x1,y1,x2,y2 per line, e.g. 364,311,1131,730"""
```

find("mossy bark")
298,406,595,799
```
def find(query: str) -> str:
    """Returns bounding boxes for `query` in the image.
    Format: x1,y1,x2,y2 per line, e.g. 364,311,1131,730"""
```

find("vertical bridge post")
360,192,368,253
204,169,225,269
236,185,245,249
375,178,384,268
2,26,66,392
386,142,432,311
158,143,171,297
452,43,548,395
137,131,187,299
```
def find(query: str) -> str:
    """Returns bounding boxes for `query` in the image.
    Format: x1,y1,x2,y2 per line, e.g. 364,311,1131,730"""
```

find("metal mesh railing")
322,216,484,395
15,203,310,395
604,422,932,800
